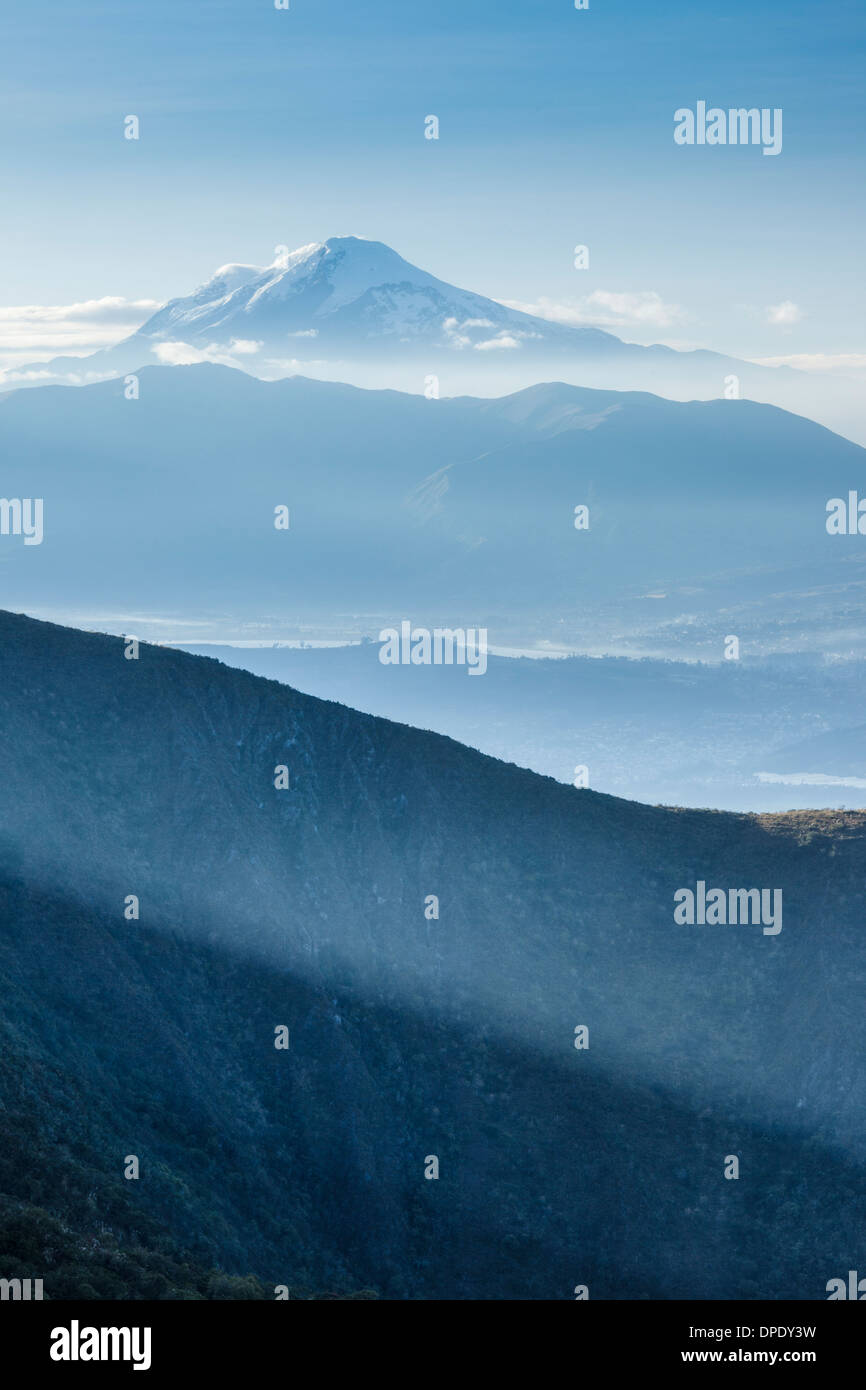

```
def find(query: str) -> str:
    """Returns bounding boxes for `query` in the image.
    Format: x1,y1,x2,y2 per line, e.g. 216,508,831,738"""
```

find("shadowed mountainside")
1,609,865,1298
175,642,866,812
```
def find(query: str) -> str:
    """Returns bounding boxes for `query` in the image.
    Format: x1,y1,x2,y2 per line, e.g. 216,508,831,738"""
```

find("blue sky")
0,0,863,363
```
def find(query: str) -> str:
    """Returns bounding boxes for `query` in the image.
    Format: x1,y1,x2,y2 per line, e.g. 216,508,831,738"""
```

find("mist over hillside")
1,611,865,1299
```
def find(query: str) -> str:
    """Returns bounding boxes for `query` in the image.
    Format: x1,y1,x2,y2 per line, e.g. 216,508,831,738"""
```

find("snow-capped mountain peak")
129,235,612,355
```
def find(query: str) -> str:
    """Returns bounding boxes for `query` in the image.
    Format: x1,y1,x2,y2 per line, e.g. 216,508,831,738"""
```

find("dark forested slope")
1,610,864,1298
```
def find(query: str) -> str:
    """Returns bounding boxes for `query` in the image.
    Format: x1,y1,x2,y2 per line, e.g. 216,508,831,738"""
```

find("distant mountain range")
2,364,863,650
757,723,866,782
1,609,865,1298
4,237,859,439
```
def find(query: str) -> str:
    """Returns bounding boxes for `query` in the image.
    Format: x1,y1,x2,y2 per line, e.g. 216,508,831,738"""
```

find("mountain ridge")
1,363,861,647
5,235,860,443
2,607,866,1297
1,236,818,413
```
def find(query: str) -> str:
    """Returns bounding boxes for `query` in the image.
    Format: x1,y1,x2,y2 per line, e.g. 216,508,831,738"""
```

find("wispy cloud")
766,300,803,325
444,316,541,351
502,290,685,331
474,333,523,351
151,338,261,366
0,297,159,364
443,316,494,348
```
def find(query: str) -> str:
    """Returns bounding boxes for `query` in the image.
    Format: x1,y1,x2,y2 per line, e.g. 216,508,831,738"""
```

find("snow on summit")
6,236,802,411
125,236,612,354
